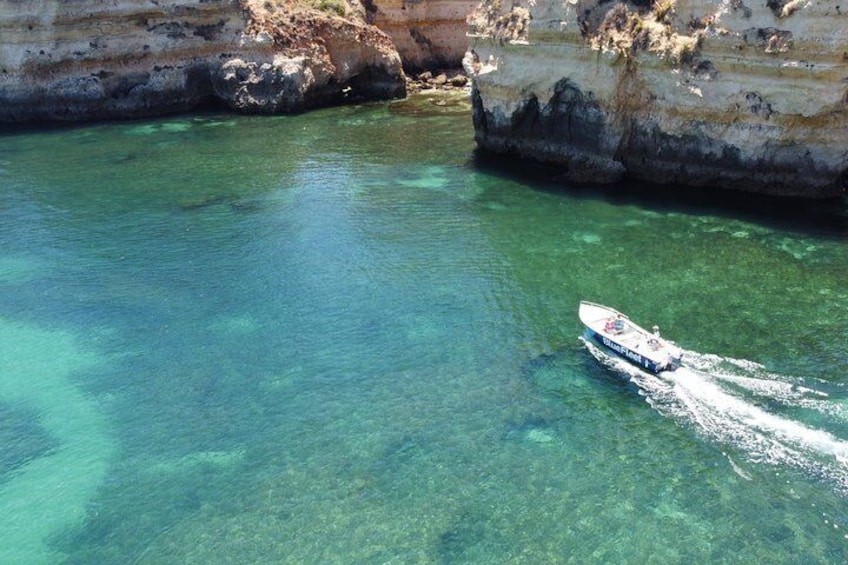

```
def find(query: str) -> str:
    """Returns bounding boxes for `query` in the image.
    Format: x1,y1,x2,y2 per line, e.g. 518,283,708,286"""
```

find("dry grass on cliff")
237,0,393,52
587,0,703,66
245,0,348,18
467,0,530,44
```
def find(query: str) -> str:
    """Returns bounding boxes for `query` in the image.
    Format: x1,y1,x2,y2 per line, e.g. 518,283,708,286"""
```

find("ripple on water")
0,256,45,285
0,320,115,564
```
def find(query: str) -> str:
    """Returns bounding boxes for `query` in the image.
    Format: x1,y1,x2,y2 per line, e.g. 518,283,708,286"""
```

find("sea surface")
1,93,847,563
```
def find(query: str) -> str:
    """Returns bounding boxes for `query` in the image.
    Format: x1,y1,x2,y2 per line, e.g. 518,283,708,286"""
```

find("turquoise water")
1,94,847,563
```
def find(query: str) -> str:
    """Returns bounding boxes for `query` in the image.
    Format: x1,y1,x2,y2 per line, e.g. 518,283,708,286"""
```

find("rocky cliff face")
465,0,848,197
367,0,478,71
0,0,406,122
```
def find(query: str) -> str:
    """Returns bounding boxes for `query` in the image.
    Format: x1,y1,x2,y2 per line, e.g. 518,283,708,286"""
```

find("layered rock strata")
465,0,848,197
367,0,479,71
0,0,406,122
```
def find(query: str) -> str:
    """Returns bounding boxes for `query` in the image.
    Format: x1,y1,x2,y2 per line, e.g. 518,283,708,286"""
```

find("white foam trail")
673,368,848,458
581,338,848,493
682,349,848,421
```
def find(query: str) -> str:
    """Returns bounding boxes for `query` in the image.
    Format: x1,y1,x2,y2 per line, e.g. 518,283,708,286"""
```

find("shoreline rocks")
405,68,469,93
0,0,407,123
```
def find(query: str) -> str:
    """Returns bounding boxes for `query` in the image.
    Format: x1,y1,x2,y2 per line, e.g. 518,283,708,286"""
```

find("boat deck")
579,300,683,373
592,315,663,353
612,327,643,346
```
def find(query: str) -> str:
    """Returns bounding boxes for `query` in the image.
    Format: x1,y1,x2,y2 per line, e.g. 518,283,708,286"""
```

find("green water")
1,94,847,563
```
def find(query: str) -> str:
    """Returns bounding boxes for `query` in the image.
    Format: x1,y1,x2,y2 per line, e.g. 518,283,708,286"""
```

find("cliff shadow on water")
0,99,236,137
471,148,848,239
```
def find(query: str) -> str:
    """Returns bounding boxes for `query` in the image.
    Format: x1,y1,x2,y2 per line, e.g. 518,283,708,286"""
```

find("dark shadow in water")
523,345,642,402
470,149,848,239
0,403,58,483
437,509,496,565
0,98,233,137
176,192,264,214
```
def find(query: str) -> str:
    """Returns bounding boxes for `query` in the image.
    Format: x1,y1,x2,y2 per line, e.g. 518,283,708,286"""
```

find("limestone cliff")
366,0,478,71
0,0,405,122
465,0,848,197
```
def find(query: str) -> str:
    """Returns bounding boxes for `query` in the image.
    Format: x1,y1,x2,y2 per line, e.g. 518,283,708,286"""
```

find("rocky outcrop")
0,0,406,122
465,0,848,197
367,0,479,71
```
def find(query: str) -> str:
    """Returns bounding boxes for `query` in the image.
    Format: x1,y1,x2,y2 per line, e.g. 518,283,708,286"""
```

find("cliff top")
239,0,396,54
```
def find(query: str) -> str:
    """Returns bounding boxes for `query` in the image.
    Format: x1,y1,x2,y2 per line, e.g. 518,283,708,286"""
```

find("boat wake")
580,338,848,493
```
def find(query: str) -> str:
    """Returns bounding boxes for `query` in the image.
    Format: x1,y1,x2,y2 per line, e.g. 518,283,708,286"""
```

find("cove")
0,93,846,563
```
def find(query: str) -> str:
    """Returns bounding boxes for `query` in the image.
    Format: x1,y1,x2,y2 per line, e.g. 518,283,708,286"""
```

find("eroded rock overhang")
464,0,848,198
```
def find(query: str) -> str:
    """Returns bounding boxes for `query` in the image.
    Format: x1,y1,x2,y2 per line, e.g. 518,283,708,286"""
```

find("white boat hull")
579,301,682,374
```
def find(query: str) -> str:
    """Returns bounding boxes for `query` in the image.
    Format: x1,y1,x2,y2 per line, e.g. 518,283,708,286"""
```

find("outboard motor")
668,351,683,371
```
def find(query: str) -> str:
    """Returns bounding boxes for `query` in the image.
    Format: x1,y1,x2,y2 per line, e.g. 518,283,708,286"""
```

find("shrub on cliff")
311,0,346,17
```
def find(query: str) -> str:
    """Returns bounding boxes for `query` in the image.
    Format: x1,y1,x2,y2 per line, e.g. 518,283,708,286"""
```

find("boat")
579,301,683,374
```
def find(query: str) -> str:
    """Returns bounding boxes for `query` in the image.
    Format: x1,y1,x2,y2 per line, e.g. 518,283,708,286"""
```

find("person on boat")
604,316,616,333
614,314,624,334
648,325,661,350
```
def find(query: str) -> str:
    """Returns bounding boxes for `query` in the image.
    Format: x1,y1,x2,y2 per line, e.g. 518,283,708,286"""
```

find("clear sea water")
1,93,847,564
